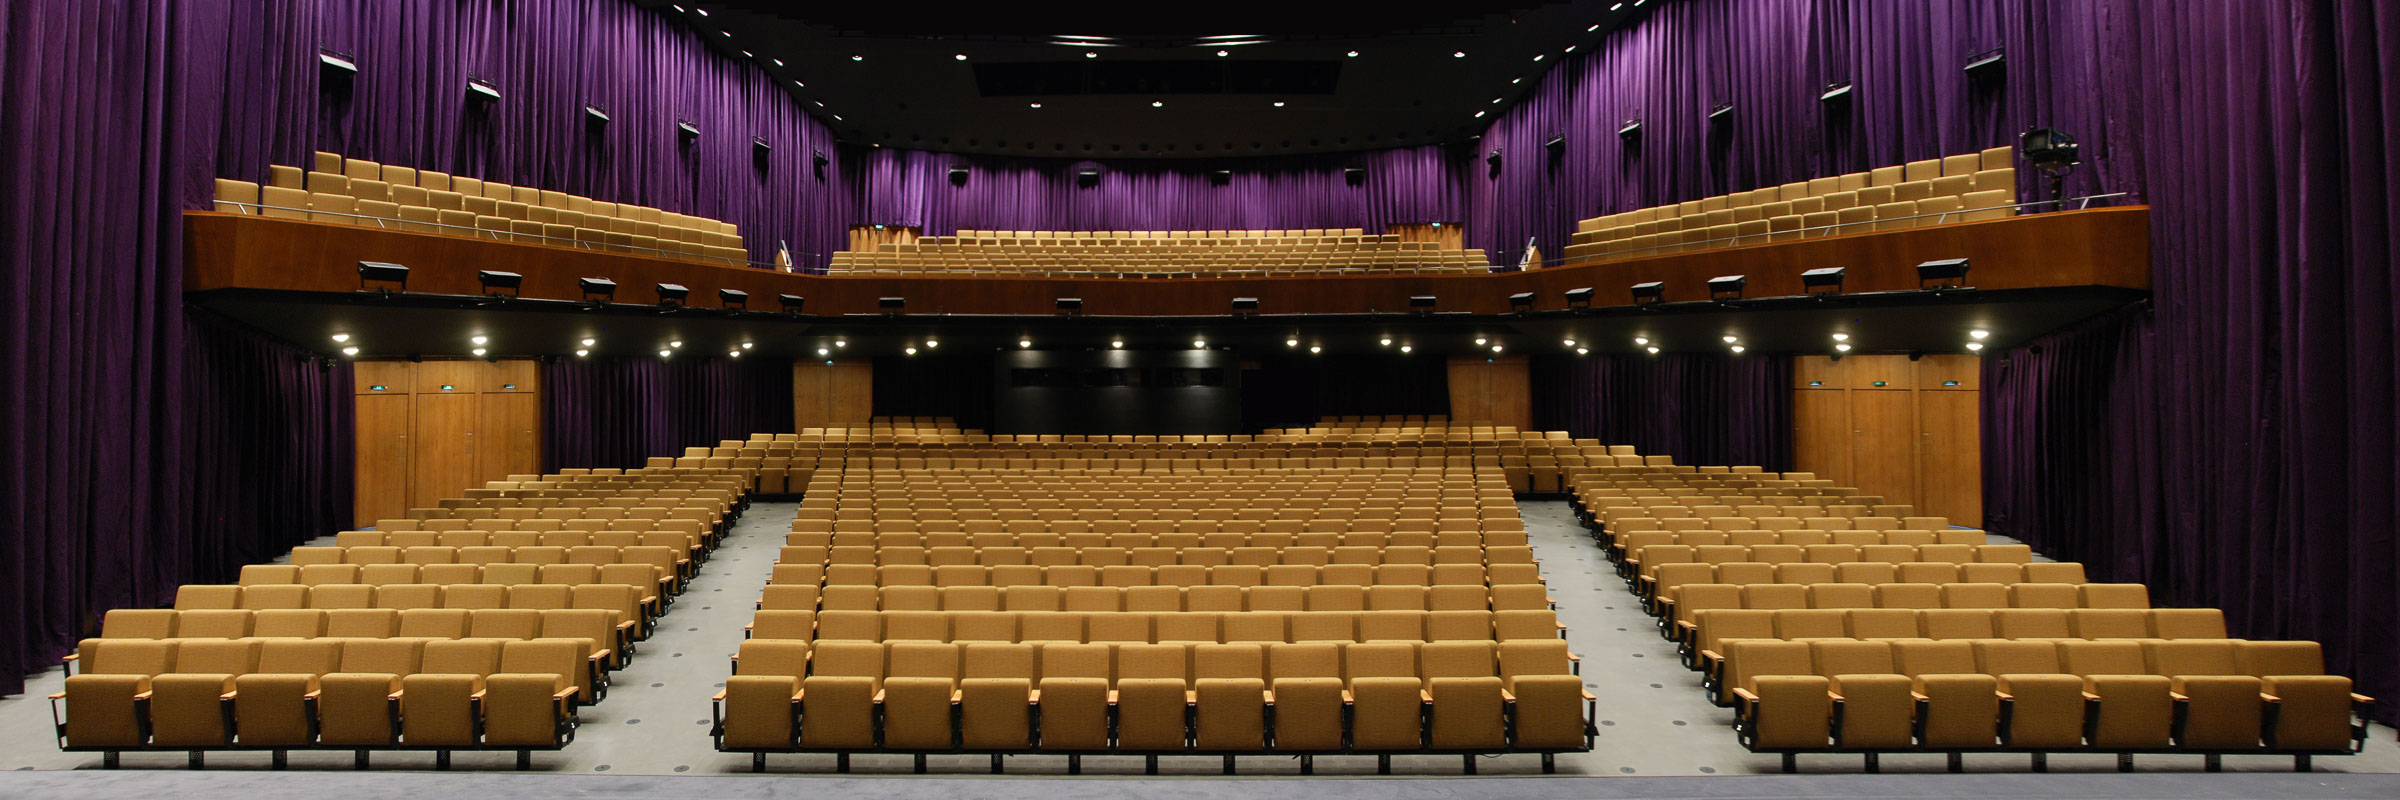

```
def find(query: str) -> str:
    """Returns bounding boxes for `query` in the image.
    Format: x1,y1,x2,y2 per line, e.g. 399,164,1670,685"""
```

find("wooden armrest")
1731,688,1760,703
46,692,63,700
2353,693,2376,704
2169,692,2190,702
712,689,726,701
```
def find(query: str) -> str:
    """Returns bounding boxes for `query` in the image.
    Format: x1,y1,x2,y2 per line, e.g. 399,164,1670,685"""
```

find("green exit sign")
502,384,517,390
1871,380,1888,387
369,385,387,391
440,384,456,391
1807,381,1823,387
1943,380,1960,387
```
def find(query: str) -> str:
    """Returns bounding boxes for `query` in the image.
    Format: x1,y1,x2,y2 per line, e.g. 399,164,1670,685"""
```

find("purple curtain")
852,145,1467,236
180,310,357,594
173,0,852,266
543,356,794,470
1480,0,2400,717
1239,353,1451,430
1530,352,1791,471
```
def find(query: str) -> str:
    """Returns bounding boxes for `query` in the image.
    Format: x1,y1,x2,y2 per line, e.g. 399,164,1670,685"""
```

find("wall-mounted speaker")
1343,167,1366,185
1077,169,1100,187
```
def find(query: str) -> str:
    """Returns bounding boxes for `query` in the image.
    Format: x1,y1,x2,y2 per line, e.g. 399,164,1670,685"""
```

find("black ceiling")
636,0,1653,158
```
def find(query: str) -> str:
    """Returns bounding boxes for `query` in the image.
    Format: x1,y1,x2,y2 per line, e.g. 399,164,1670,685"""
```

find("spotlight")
1230,296,1259,315
778,294,806,314
1508,292,1536,312
1309,345,1322,354
1801,266,1846,295
655,282,689,307
1056,297,1083,315
1563,287,1595,308
340,346,359,357
357,261,410,292
2021,127,2081,204
1706,274,1747,301
718,288,749,310
470,335,489,346
1110,339,1124,349
477,269,522,298
1630,281,1665,306
578,277,617,303
331,333,351,343
1916,258,1971,290
1019,339,1032,349
1409,295,1437,312
879,296,907,313
1286,337,1300,348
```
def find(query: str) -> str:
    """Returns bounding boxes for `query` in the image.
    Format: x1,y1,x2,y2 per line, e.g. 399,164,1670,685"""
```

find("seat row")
1628,545,2034,592
746,608,1569,647
785,530,1525,551
87,607,638,667
783,544,1537,570
781,562,1543,589
715,638,1588,773
1648,563,2091,617
172,584,651,630
1725,638,2370,771
287,545,686,582
329,529,706,551
765,583,1553,615
1612,530,1986,560
791,518,1523,536
1688,607,2228,679
56,638,584,767
226,563,666,604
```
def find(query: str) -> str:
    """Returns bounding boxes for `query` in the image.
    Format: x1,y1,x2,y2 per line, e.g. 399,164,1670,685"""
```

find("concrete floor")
2,499,2393,779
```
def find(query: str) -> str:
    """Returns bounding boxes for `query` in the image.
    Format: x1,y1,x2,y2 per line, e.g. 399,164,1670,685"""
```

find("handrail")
1523,192,2135,271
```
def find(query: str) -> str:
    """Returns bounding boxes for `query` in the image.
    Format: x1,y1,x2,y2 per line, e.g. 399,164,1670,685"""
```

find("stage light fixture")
1707,274,1747,300
1056,297,1083,315
1508,292,1536,311
879,296,907,313
1563,287,1595,308
1630,281,1665,305
718,288,749,310
1801,266,1846,294
1231,296,1259,315
778,294,806,314
655,283,690,307
1916,258,1971,290
1409,295,1437,312
578,277,617,303
357,261,410,292
477,269,523,298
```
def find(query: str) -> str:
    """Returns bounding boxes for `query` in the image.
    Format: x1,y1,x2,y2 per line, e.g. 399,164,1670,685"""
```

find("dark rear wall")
995,350,1243,435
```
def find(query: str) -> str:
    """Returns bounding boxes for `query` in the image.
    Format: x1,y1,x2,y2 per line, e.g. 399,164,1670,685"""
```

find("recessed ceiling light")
1564,45,1577,53
954,54,967,61
1722,335,1738,343
672,4,685,11
1111,339,1124,349
1380,337,1392,346
1019,339,1032,348
1634,336,1649,345
741,51,752,58
1533,54,1545,62
1589,22,1603,30
729,349,742,358
1832,333,1849,341
1453,51,1466,58
1970,329,1991,339
719,30,729,36
1575,347,1589,355
669,340,683,348
772,58,782,67
1474,337,1488,346
1286,337,1300,347
850,55,863,61
470,335,488,345
834,339,846,347
1835,343,1852,352
1474,111,1485,118
1151,100,1164,108
1217,50,1230,57
924,338,939,348
581,338,595,346
1967,342,1986,351
832,114,842,121
695,7,708,15
1400,345,1413,353
1345,50,1360,58
742,342,755,349
1490,345,1504,353
470,347,485,356
1645,346,1661,354
574,348,589,357
1731,345,1745,353
1085,52,1098,58
1029,102,1043,109
340,346,359,357
904,346,917,355
1273,101,1286,107
1192,338,1207,348
330,333,350,343
816,347,829,356
1511,77,1522,84
1492,97,1503,103
1309,345,1322,354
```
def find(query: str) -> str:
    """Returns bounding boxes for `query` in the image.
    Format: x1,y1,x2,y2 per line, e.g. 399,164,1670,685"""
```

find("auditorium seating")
826,229,1493,278
1559,147,2019,266
1566,464,2373,772
49,467,753,768
210,151,753,266
713,447,1595,774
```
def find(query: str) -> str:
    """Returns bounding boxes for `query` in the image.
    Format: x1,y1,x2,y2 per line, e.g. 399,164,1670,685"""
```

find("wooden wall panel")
477,392,541,482
409,393,478,511
354,361,414,394
793,361,873,428
412,360,482,394
1792,389,1852,480
1848,389,1922,505
1916,389,1984,525
1446,356,1531,430
353,393,413,526
1792,354,1984,526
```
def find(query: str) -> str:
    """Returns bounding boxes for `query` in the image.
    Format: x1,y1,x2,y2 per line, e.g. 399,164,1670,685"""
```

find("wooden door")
353,393,413,526
478,392,541,482
1847,389,1921,506
1791,389,1852,479
410,392,478,510
1916,389,1983,525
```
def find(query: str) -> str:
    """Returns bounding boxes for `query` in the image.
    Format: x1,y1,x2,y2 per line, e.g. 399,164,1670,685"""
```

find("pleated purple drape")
1530,352,1791,471
1489,0,2400,718
543,356,795,471
852,145,1467,236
